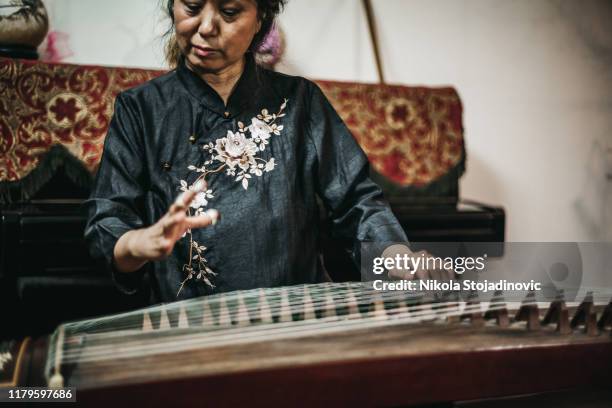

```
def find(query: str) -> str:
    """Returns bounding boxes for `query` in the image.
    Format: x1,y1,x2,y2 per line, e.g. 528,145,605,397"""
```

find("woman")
84,0,408,303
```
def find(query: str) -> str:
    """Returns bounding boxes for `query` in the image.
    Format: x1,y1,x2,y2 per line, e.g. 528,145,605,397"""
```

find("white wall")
42,0,612,242
44,0,166,68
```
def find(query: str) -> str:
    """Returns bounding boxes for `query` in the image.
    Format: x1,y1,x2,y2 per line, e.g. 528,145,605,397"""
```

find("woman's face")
173,0,261,73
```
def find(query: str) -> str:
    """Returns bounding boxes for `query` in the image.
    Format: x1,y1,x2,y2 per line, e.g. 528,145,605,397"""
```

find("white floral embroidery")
214,130,259,174
175,99,288,296
179,179,214,212
265,157,276,172
248,118,272,148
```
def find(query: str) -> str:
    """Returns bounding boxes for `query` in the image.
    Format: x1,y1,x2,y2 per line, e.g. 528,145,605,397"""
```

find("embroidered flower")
248,118,272,148
193,190,214,209
214,130,259,172
176,99,288,296
265,158,276,172
179,179,214,209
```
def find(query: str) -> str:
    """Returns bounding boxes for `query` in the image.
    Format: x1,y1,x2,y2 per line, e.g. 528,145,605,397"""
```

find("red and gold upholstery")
317,81,464,188
0,58,161,182
0,58,465,195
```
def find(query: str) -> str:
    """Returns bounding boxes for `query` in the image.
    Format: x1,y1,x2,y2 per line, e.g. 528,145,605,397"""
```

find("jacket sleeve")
83,93,149,294
305,82,408,264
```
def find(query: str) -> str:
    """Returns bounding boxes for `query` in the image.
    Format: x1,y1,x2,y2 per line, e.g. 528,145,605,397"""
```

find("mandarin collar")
176,52,260,118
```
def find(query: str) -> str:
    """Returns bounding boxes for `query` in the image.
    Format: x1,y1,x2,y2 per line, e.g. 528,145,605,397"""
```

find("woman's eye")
184,3,201,15
221,8,240,17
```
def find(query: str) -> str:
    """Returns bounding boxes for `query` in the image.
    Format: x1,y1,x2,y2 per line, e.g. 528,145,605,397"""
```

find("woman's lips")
192,45,218,57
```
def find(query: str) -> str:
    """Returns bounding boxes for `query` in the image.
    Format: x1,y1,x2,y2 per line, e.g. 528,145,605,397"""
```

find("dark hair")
163,0,286,68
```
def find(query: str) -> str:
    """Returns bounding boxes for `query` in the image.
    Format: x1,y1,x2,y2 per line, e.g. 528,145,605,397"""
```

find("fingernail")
205,209,219,225
193,179,207,192
175,192,186,207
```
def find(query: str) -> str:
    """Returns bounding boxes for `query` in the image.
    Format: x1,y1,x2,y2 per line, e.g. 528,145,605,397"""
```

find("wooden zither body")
1,282,611,407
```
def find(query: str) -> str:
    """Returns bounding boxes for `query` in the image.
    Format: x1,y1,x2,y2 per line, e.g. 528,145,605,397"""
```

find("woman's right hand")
113,185,219,272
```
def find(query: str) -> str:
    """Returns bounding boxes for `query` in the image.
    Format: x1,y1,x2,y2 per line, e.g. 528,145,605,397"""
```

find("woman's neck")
189,57,246,107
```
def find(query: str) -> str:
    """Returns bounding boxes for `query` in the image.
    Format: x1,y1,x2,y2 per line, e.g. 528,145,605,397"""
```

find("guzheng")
1,282,611,407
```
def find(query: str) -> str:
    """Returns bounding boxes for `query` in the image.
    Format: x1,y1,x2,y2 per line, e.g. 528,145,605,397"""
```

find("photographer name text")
372,279,542,292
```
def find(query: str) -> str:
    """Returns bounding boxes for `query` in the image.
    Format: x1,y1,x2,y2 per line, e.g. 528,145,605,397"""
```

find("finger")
415,267,429,281
445,267,455,281
161,212,185,236
186,209,220,229
388,268,413,280
169,189,197,214
404,266,418,280
171,211,187,227
150,235,176,259
430,269,445,282
192,178,208,192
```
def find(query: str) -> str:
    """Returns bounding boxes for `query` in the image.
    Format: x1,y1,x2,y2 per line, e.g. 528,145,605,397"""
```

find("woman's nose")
197,6,219,38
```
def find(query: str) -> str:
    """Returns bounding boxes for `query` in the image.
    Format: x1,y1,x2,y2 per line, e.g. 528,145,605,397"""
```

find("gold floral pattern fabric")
0,57,162,181
316,81,464,187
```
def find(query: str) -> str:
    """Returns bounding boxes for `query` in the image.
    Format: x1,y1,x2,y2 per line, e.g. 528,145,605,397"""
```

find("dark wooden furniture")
0,168,147,339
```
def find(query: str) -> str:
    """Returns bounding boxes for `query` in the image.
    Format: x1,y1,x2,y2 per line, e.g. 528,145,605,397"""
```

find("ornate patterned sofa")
0,57,504,337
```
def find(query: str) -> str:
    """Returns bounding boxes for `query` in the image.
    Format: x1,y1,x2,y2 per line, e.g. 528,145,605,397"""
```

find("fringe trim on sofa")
0,144,93,204
371,146,467,204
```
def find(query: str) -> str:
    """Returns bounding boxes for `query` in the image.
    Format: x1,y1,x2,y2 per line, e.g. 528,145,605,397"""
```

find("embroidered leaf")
242,178,249,189
265,158,276,172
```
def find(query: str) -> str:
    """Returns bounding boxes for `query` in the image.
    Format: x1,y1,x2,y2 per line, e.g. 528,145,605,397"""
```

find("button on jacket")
84,53,407,303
